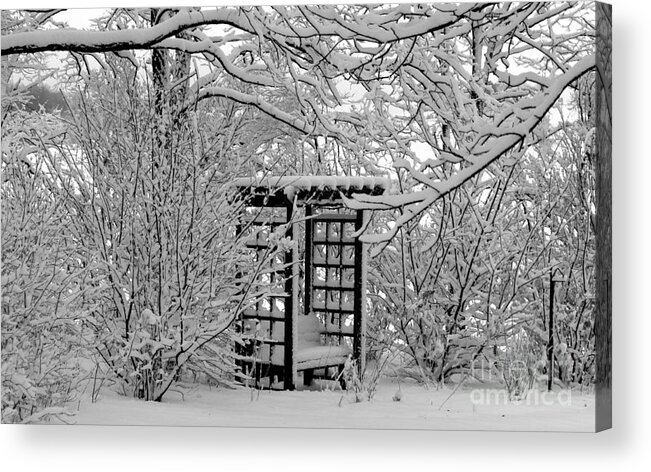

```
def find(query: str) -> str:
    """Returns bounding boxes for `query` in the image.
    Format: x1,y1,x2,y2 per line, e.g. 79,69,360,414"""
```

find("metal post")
547,270,555,392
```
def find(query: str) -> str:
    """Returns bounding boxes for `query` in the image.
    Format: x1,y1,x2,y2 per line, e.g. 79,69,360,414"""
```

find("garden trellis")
233,176,388,390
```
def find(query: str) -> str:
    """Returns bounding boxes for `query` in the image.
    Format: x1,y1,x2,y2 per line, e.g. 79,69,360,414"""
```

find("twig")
437,372,469,411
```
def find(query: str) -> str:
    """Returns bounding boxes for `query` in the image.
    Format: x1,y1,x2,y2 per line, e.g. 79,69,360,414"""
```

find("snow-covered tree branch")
2,4,596,191
346,53,595,248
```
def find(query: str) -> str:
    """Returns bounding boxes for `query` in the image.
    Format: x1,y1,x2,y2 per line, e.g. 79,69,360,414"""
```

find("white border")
1,1,650,471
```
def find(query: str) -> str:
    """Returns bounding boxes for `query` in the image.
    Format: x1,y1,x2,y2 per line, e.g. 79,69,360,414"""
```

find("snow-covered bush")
39,54,292,401
1,110,90,422
367,104,597,389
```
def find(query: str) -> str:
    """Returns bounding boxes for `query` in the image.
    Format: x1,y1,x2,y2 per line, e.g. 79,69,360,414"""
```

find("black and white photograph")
10,0,651,469
1,1,613,435
15,5,651,472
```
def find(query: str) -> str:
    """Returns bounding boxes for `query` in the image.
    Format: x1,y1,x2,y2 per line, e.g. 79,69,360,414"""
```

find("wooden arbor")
233,176,388,390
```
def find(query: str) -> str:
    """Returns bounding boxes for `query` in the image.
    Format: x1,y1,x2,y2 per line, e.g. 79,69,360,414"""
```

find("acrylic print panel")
0,2,610,431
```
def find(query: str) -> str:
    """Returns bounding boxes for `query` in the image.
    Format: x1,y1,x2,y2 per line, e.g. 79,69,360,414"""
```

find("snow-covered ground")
72,380,595,432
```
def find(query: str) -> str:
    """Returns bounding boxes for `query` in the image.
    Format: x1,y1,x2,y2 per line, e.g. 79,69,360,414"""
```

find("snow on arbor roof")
232,175,390,206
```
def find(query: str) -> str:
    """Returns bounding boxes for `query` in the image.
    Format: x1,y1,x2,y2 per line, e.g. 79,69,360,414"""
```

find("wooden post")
304,205,313,319
284,203,295,390
353,209,365,375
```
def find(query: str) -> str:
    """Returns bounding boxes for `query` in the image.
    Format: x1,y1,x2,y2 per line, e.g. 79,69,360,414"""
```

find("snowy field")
72,380,595,432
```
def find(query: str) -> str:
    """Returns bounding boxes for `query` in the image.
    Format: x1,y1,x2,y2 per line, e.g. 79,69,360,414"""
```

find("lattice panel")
236,206,293,389
305,209,361,349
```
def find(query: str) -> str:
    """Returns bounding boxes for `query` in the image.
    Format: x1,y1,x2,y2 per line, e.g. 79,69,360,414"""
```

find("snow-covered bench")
245,314,352,388
295,314,351,387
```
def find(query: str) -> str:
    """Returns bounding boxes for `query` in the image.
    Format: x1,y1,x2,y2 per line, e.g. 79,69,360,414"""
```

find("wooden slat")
240,336,284,346
312,305,355,315
312,237,355,245
312,283,354,291
312,213,357,222
241,313,286,321
312,261,355,269
241,216,288,225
